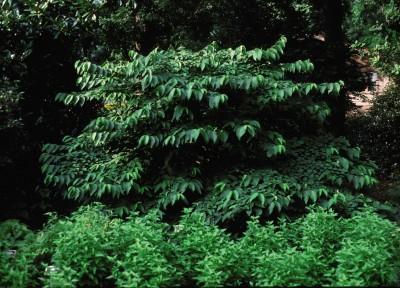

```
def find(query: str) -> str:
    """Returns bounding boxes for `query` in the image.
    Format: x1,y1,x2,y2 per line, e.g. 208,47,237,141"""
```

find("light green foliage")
0,220,33,288
41,37,376,221
171,210,235,286
1,205,399,287
112,240,174,288
41,207,175,288
43,207,115,287
0,205,176,288
335,210,400,286
110,212,175,288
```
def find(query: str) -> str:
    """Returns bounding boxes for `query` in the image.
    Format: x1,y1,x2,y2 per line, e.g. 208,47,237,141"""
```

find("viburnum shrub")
1,204,399,287
41,36,377,221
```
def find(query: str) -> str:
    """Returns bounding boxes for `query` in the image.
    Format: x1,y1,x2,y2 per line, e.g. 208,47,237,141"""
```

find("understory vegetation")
1,205,400,287
349,84,400,177
1,0,400,287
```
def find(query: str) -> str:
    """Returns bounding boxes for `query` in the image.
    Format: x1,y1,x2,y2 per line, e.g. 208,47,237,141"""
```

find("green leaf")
190,129,200,142
333,82,341,95
249,192,259,202
258,193,266,206
235,125,247,140
310,190,317,202
268,202,275,214
304,84,311,95
339,157,350,171
200,60,206,71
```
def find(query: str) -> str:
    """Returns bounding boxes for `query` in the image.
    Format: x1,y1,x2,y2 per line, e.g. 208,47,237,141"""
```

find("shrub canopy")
41,37,377,221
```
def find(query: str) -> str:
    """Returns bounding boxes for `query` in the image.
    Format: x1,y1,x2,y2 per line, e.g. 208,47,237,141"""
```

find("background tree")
345,0,400,181
345,0,400,80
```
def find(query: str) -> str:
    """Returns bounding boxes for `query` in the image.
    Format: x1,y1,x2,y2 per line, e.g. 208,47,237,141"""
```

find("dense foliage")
137,0,317,49
41,38,377,221
348,84,400,187
0,0,359,222
1,204,399,287
346,0,400,178
346,0,400,79
0,0,143,221
2,0,400,286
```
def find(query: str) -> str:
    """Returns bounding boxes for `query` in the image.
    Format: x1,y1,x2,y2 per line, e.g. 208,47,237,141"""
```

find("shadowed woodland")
1,0,400,287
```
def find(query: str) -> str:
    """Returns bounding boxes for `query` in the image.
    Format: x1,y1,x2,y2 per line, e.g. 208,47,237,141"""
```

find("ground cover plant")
1,204,399,287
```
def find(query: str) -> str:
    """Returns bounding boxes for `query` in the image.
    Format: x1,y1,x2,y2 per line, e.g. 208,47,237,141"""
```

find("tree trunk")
325,0,347,135
312,0,347,135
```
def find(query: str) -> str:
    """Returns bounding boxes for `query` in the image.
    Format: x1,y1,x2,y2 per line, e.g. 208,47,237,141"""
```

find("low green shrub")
0,220,33,287
1,204,399,287
110,212,176,288
335,212,400,286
